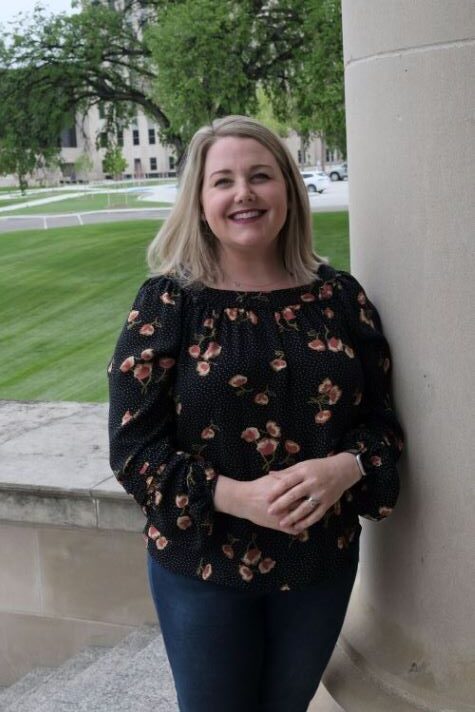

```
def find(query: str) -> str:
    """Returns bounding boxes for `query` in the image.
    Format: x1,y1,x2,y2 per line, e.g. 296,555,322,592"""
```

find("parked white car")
300,171,330,193
327,162,348,181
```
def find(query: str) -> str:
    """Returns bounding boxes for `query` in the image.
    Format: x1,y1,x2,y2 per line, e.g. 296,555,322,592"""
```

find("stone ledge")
0,400,143,532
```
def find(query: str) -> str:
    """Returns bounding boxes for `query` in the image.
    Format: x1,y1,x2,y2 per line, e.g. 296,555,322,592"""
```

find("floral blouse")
108,264,404,592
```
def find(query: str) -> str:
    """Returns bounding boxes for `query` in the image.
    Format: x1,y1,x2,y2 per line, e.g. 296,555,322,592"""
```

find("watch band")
345,449,367,478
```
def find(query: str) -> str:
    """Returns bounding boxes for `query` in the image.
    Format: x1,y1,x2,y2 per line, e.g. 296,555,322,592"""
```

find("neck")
216,249,293,290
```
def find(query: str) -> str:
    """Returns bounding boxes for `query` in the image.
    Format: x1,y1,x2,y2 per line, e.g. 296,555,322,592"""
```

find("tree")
102,145,127,179
0,1,346,171
0,67,65,192
74,152,94,182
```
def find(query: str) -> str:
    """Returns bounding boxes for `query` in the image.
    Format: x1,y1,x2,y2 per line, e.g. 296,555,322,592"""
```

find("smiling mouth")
228,209,266,222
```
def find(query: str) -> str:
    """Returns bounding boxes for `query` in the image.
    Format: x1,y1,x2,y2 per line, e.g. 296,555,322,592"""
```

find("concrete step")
31,625,163,712
0,668,54,711
4,646,109,712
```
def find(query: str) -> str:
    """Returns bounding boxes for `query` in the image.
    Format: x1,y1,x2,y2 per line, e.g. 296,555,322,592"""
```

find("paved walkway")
0,181,348,232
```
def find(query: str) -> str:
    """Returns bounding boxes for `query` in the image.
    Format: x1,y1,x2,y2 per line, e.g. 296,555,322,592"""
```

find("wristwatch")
346,449,367,479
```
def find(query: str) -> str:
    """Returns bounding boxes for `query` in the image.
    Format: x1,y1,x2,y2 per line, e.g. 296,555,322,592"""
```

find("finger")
279,497,323,528
289,505,327,532
268,483,309,515
267,471,304,502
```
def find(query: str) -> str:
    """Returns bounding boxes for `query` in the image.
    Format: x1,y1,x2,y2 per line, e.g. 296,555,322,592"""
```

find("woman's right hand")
214,474,298,534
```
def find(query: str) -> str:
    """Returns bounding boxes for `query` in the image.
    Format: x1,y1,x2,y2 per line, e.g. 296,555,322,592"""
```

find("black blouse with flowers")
108,263,404,592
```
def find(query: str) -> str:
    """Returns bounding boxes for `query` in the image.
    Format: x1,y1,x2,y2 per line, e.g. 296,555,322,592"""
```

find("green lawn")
0,190,80,208
1,192,170,215
0,212,349,402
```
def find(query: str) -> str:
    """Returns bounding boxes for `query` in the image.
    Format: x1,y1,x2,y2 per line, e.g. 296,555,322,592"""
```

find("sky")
0,0,75,28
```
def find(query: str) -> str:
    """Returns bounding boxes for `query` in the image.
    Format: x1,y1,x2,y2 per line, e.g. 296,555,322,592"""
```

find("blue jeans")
147,554,358,712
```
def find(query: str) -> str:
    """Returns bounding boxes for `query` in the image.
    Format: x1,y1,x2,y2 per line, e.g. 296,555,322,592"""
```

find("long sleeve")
335,271,404,520
108,277,218,545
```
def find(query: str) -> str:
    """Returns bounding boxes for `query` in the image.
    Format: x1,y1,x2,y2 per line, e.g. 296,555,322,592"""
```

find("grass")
0,212,349,402
0,193,171,215
0,191,80,208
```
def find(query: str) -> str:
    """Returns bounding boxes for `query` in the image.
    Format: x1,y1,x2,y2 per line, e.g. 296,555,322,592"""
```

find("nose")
234,179,255,203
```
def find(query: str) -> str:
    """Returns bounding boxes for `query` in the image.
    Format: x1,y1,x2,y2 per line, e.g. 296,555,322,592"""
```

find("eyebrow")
209,164,274,178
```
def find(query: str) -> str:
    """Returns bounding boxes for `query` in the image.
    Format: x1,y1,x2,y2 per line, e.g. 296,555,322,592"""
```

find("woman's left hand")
267,453,361,532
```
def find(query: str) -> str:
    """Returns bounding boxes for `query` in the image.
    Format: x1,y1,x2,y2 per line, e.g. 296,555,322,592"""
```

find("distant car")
300,171,330,193
327,162,348,181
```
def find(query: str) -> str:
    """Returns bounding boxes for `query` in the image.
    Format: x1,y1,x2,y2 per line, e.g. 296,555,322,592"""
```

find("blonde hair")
147,115,324,286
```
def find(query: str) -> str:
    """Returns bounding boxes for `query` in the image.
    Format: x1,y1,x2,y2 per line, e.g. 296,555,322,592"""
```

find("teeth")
231,210,262,220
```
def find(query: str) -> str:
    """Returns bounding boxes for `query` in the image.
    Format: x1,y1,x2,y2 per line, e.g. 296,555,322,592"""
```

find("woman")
108,115,404,712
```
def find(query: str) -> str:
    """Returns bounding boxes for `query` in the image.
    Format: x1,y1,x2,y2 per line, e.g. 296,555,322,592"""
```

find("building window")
117,129,124,147
150,157,157,171
99,132,108,148
60,126,78,148
133,129,140,146
148,128,156,145
168,156,176,171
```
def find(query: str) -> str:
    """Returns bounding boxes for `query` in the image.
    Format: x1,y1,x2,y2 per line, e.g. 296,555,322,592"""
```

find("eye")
214,177,232,187
251,172,270,182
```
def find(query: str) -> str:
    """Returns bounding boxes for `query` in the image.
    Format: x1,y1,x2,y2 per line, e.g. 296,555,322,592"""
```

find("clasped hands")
239,453,361,535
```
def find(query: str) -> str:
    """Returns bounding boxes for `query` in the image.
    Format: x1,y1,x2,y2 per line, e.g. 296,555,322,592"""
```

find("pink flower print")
119,356,135,373
160,292,175,305
370,455,382,467
280,584,290,591
359,308,374,328
141,349,154,361
383,357,391,373
148,525,160,540
222,544,235,559
202,563,212,580
248,310,258,325
328,385,342,405
203,341,222,360
159,357,175,370
270,358,287,372
353,390,363,406
154,491,163,506
107,360,113,375
297,529,309,542
319,283,333,300
205,466,217,480
188,344,201,358
225,308,238,321
203,318,214,328
256,438,278,457
308,338,326,351
378,506,393,517
127,309,140,323
274,311,281,324
337,536,347,550
139,462,150,475
177,515,192,530
323,307,334,319
241,427,260,443
140,323,155,336
318,378,333,395
254,392,269,405
239,564,254,582
121,410,133,426
357,290,366,306
258,557,276,574
156,536,169,550
201,426,215,440
284,440,300,454
196,361,211,376
266,421,281,438
282,306,297,321
328,337,343,352
175,494,189,508
228,374,248,388
315,410,332,425
134,363,152,383
300,292,316,302
242,547,261,566
344,345,355,359
176,402,182,415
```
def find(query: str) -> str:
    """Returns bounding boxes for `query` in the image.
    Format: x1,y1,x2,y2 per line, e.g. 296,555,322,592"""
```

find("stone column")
323,3,475,711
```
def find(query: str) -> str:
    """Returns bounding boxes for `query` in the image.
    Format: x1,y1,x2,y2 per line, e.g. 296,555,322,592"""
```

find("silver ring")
306,496,320,509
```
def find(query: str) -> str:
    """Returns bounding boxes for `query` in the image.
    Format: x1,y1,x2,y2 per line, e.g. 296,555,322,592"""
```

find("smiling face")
200,136,288,260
